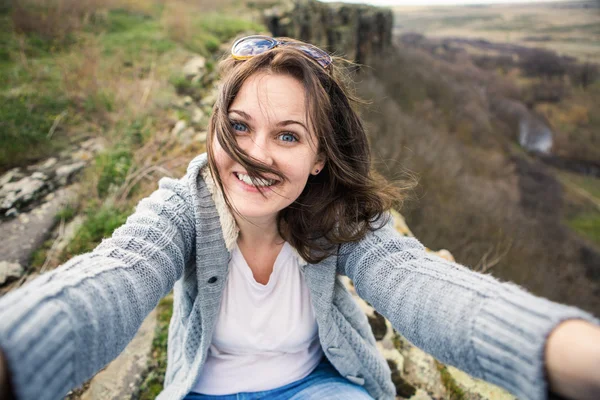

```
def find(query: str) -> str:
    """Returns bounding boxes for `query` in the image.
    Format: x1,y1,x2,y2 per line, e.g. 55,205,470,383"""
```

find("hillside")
373,3,600,317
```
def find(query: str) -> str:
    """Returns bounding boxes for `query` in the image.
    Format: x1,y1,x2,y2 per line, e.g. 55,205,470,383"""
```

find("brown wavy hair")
207,37,407,263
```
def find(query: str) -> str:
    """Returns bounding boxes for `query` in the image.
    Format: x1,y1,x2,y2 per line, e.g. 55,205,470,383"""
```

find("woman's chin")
232,208,279,223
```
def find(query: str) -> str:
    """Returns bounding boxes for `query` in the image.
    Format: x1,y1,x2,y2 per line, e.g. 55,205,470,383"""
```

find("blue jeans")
183,356,373,399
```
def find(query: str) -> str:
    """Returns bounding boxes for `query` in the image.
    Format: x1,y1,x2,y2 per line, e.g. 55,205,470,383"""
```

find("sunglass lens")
232,36,276,57
286,43,332,68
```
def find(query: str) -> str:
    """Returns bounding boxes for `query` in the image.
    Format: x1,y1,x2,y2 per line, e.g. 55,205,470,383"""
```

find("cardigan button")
207,276,218,284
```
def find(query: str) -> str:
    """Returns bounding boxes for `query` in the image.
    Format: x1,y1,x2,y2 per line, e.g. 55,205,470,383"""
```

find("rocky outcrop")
263,0,392,66
0,138,104,219
0,138,104,290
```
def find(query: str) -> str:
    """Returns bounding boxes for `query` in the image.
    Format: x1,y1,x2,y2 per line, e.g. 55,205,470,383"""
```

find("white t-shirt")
191,242,324,395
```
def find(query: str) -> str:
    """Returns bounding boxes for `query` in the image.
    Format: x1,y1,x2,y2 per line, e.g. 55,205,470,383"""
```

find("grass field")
392,1,600,63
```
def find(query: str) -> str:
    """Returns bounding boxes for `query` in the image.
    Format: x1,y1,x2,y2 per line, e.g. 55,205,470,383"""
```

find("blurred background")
0,0,598,398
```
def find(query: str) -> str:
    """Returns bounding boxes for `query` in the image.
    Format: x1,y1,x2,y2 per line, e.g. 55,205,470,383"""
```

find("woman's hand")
0,347,15,400
546,319,600,400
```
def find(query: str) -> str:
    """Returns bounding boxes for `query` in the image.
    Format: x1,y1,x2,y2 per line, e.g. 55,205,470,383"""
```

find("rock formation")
263,0,392,66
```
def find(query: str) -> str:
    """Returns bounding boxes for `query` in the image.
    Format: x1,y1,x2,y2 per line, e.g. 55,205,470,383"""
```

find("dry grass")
12,0,106,41
392,1,600,63
535,84,600,164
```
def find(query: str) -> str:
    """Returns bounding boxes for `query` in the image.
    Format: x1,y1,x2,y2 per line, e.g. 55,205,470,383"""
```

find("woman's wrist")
545,319,600,400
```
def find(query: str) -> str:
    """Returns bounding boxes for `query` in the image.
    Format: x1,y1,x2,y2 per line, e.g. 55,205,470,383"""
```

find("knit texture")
0,152,598,400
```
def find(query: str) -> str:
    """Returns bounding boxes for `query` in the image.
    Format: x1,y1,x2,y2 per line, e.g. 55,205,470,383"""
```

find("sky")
318,0,576,6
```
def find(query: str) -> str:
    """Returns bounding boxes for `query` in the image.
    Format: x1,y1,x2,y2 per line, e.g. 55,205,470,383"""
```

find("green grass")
101,14,176,61
0,91,72,171
29,236,54,270
196,13,265,42
95,148,134,198
169,13,265,56
122,116,156,146
96,8,156,34
567,211,600,246
135,294,174,400
435,361,466,400
100,9,264,60
55,203,78,223
169,73,206,99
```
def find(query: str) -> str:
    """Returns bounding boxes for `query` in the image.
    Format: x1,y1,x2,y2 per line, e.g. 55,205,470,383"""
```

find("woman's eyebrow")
229,109,308,132
229,109,253,120
277,119,308,131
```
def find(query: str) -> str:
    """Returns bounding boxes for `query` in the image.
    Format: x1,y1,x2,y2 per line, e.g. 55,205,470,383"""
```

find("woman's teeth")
235,172,276,187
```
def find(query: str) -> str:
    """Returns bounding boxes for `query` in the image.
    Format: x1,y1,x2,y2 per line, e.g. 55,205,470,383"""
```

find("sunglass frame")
231,35,333,69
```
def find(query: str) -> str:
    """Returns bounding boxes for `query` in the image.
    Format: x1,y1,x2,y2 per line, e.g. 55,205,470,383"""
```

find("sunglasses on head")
231,35,333,69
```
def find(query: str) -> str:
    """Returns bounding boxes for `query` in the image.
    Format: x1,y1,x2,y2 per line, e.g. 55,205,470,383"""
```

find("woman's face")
212,72,325,224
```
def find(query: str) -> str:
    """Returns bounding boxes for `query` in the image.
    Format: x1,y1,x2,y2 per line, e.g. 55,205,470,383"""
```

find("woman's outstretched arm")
0,175,196,400
338,216,600,400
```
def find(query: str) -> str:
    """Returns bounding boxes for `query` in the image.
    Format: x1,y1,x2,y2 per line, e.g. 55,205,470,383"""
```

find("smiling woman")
0,36,599,400
213,72,325,226
206,42,402,264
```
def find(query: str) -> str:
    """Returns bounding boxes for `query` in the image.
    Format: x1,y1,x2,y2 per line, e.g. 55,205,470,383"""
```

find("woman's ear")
312,153,326,175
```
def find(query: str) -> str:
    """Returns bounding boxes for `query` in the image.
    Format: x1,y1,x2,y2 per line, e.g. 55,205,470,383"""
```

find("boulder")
0,261,24,286
55,162,85,186
182,56,206,79
0,175,49,213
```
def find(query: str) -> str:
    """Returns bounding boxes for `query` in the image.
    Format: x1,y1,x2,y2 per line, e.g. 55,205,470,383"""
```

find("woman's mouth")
234,172,278,189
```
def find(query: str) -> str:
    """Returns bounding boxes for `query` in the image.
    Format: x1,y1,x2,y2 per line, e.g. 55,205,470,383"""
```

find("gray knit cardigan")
0,153,598,400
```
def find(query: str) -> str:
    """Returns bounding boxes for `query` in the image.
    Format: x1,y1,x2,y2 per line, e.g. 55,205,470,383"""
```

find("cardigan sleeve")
338,216,600,400
0,176,196,400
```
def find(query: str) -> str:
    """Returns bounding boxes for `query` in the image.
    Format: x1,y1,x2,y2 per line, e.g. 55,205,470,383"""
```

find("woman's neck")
234,215,284,249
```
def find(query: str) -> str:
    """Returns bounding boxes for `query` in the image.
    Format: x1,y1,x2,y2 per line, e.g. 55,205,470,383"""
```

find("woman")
0,36,599,400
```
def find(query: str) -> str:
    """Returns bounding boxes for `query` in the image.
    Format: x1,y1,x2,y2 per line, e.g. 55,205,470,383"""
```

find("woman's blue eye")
231,121,248,132
279,133,298,143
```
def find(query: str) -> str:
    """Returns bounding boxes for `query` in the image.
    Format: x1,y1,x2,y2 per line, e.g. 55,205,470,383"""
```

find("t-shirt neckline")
232,242,294,290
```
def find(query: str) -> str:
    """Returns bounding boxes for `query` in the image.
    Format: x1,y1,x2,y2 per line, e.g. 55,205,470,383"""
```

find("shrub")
519,48,568,78
525,78,569,104
568,62,600,89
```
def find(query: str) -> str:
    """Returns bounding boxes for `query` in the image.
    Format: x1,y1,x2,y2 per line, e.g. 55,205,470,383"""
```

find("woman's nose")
245,133,273,164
